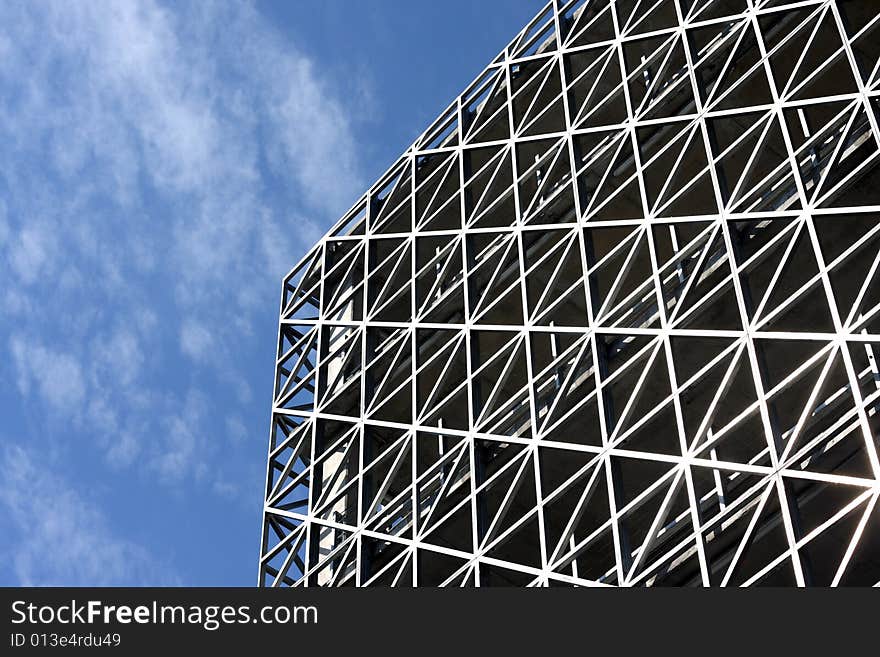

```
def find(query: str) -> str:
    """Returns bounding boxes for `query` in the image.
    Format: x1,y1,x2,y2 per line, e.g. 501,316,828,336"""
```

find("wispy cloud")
0,445,179,586
0,0,365,459
180,319,215,363
10,335,87,410
0,0,372,583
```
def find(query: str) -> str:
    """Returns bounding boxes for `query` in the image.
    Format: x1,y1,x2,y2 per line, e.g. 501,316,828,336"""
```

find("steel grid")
259,0,880,587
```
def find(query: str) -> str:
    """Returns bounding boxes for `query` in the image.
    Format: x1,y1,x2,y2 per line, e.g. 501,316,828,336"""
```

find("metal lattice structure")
259,0,880,586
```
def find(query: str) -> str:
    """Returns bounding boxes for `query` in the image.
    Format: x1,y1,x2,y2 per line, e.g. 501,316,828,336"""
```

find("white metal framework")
260,0,880,586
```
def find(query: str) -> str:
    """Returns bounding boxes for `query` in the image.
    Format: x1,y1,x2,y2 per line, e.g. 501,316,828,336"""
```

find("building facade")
260,0,880,586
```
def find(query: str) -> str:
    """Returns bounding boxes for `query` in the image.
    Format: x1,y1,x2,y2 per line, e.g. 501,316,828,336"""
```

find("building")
259,0,880,586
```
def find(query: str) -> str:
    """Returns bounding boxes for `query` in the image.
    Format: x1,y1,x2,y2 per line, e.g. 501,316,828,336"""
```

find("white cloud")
270,58,363,214
1,289,34,318
0,0,367,445
0,0,372,582
152,390,208,483
226,416,248,444
106,430,141,468
0,199,8,245
0,0,364,313
212,479,241,501
0,444,178,585
180,319,215,363
10,335,86,410
8,225,54,285
92,327,145,388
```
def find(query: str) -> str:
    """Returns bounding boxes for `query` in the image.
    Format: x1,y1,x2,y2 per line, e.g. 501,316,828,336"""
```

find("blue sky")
0,0,539,586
